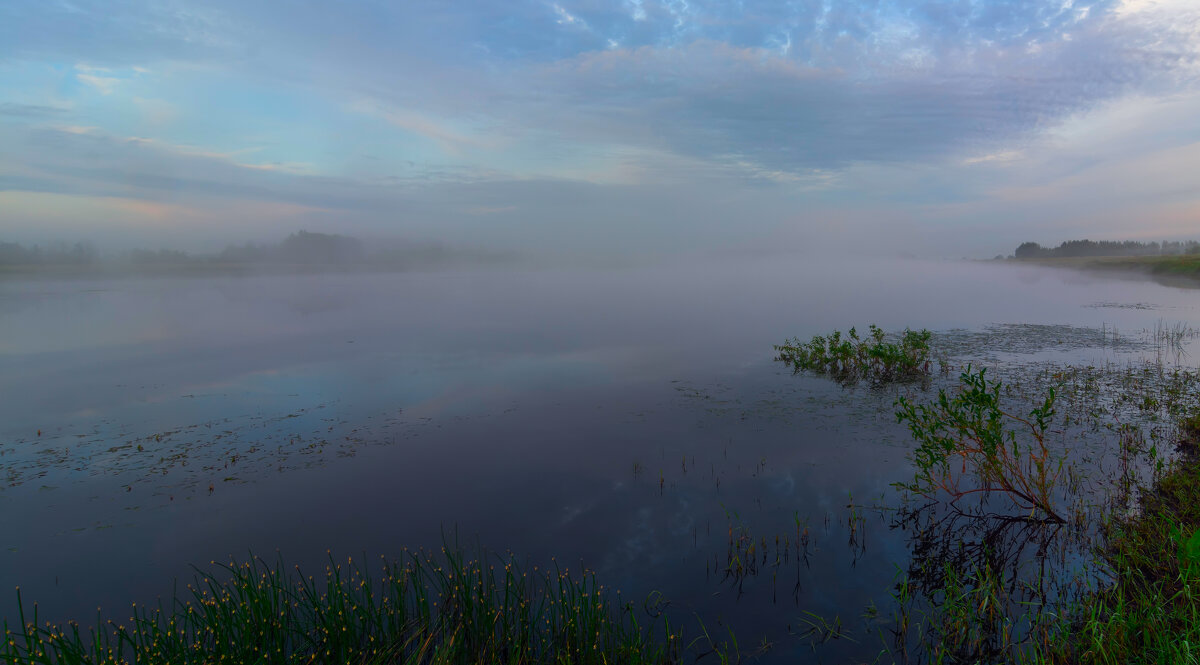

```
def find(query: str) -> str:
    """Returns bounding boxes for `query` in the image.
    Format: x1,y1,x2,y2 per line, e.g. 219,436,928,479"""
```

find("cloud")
962,150,1024,166
551,3,586,27
510,7,1199,173
2,0,1200,257
0,103,69,118
13,1,1194,176
0,1,235,65
2,125,323,205
347,99,494,153
73,63,160,95
131,96,177,125
57,125,99,135
76,72,121,94
0,119,802,252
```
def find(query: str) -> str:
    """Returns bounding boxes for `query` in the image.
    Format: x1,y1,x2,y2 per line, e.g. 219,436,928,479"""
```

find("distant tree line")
0,231,511,270
1014,239,1200,259
0,241,99,266
0,231,364,268
218,231,365,265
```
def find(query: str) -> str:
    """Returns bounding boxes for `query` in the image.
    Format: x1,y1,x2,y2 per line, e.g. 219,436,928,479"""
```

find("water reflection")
1,257,1199,662
887,498,1093,663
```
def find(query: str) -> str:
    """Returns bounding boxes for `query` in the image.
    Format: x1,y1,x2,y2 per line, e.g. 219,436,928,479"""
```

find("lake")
2,256,1197,662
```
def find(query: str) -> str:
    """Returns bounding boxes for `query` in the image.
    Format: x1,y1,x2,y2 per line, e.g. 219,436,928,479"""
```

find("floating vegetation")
1084,301,1161,311
1,544,718,665
774,326,932,384
935,323,1154,361
0,402,434,500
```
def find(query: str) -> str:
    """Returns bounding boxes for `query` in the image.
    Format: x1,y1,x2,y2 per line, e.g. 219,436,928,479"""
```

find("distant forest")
1013,239,1200,259
0,231,509,270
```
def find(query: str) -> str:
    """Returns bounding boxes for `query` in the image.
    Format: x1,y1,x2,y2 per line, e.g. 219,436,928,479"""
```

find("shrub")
774,326,932,384
895,367,1067,523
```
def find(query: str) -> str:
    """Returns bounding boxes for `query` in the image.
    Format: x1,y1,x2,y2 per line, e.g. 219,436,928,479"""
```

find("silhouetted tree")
275,231,364,264
1014,242,1044,259
1013,239,1191,259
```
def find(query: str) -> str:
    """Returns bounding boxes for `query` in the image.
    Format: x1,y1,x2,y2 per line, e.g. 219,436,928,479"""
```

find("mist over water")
4,0,1200,659
2,256,1199,662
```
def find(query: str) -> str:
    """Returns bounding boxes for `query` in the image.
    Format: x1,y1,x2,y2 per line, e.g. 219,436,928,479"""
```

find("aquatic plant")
1181,411,1200,442
774,326,932,384
1,545,707,665
895,367,1068,523
716,512,804,603
1150,319,1198,349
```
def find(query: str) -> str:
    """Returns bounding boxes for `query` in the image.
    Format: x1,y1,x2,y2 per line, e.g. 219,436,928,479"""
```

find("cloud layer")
1,0,1198,256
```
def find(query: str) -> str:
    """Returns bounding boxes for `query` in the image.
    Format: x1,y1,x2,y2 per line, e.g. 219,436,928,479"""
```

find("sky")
0,0,1198,258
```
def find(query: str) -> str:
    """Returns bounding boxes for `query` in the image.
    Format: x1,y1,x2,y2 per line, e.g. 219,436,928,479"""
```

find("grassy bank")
2,545,715,665
1045,423,1200,664
1012,255,1200,285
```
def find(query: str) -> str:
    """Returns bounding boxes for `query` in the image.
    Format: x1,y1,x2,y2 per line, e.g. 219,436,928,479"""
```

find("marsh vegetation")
774,321,1200,662
2,544,716,665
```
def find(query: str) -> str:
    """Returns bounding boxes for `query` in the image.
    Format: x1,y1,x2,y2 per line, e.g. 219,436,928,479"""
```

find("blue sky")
1,0,1198,257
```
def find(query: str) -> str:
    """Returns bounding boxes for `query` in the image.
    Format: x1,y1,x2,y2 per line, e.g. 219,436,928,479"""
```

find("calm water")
2,256,1198,662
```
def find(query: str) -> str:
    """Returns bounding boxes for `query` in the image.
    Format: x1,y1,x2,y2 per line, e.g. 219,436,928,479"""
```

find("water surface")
3,256,1198,661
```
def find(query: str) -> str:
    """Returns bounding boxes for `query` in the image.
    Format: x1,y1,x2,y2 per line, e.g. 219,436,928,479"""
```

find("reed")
2,544,700,665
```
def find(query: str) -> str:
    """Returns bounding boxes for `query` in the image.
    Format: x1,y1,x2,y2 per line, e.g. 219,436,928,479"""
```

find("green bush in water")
775,325,932,384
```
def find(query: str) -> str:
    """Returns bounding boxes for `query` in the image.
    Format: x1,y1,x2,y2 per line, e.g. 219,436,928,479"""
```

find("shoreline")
1004,255,1200,289
0,260,518,280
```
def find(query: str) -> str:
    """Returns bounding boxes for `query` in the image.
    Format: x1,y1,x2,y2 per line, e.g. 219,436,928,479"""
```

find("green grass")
1,544,715,665
1043,429,1200,664
1014,255,1200,281
1149,255,1200,276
